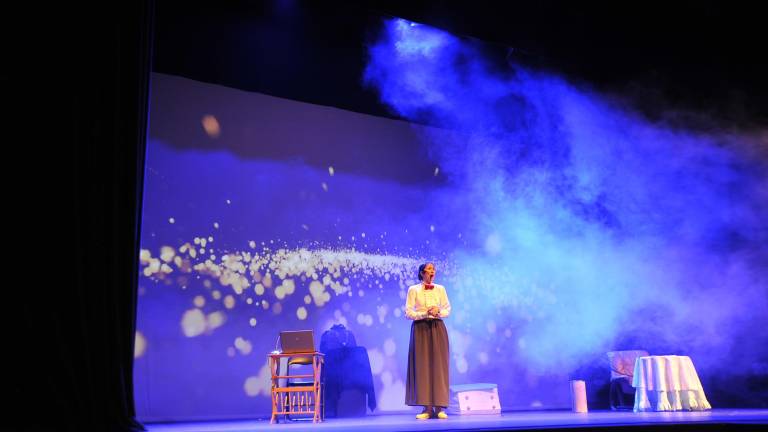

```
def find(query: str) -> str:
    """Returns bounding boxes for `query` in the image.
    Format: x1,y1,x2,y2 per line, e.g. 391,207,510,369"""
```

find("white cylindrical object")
570,380,588,413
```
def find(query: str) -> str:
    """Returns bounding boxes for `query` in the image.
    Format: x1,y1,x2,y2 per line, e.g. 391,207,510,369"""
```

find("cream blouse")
405,282,452,320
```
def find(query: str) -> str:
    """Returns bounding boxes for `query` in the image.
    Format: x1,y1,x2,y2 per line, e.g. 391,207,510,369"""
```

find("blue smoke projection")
135,18,768,420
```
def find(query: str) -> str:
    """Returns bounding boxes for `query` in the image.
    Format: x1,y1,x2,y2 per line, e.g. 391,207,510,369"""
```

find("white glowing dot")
207,311,225,329
456,356,468,373
361,232,366,238
168,217,175,224
180,309,206,337
249,318,257,327
304,295,311,304
283,279,295,294
139,249,151,262
160,246,175,262
487,321,497,334
296,307,308,320
249,241,256,248
224,295,235,309
142,259,158,276
309,280,329,307
434,166,439,176
377,304,388,323
201,114,221,138
226,199,231,204
358,290,364,297
321,182,328,192
240,343,252,355
383,338,396,356
381,371,393,387
368,348,384,375
208,236,213,242
328,166,335,176
213,222,219,229
301,224,309,231
193,237,200,245
244,376,261,396
134,331,147,358
234,337,252,355
430,225,435,233
255,284,265,295
193,295,205,307
212,290,222,300
244,365,271,397
246,298,253,305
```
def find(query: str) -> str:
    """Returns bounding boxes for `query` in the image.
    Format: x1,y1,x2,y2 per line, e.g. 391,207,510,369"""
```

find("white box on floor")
448,383,501,415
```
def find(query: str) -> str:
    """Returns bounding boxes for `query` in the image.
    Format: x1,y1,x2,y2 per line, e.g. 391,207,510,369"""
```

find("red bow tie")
424,284,435,290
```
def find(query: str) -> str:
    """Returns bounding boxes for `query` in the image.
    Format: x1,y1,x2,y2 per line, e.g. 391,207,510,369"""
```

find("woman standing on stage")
405,262,451,420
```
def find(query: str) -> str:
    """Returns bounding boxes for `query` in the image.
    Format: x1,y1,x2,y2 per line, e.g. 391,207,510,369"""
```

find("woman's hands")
427,306,440,318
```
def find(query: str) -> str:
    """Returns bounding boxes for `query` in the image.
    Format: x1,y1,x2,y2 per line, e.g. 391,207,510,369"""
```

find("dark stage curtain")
9,1,153,431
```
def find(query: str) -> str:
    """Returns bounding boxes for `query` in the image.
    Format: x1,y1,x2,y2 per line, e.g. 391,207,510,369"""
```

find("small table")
632,355,712,412
268,351,324,423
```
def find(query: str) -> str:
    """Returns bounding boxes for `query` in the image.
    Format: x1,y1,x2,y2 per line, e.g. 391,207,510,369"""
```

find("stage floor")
145,409,768,431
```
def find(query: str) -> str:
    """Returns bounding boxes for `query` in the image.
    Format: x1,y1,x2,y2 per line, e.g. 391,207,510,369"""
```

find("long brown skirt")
405,318,450,407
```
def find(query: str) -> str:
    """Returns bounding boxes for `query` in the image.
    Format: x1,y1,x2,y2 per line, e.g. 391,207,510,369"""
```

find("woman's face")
422,263,435,283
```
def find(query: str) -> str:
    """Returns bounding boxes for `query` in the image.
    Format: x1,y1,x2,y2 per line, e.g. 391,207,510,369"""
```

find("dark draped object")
9,1,153,430
322,346,377,416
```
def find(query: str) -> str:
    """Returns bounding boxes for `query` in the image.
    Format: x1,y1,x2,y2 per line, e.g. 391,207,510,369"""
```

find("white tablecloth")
632,355,711,412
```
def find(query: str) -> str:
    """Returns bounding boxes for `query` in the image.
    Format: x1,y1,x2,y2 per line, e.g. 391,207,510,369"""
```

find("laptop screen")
279,330,315,354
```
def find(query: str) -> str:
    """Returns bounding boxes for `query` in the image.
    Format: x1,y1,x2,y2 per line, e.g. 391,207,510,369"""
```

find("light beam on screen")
364,17,768,375
140,243,425,333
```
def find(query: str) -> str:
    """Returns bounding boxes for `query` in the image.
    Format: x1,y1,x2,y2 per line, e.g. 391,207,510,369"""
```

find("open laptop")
279,330,316,354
